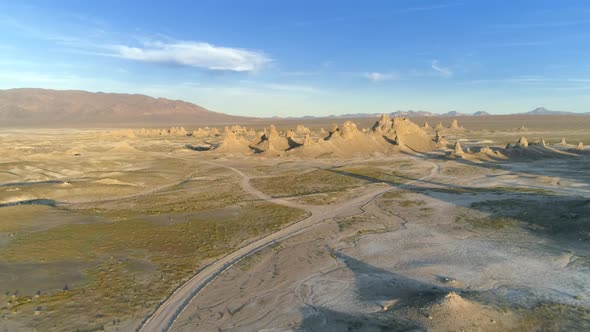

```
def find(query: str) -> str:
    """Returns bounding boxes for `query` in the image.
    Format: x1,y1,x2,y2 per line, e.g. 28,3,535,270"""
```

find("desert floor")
0,118,589,331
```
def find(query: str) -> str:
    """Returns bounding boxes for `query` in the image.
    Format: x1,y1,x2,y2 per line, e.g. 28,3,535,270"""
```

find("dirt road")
138,158,439,332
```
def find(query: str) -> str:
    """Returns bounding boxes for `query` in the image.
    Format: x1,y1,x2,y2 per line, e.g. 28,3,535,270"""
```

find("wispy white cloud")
431,60,453,77
280,70,320,77
363,72,399,82
461,76,590,88
261,83,321,94
109,41,271,72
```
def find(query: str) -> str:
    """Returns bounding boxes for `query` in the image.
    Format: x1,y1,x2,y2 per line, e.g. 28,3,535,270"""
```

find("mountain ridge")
1,89,589,126
283,107,589,119
0,88,250,126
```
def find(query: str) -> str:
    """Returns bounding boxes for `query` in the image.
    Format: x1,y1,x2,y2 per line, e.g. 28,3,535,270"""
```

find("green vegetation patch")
250,169,367,198
0,202,306,331
456,214,521,230
338,166,410,185
380,190,407,200
337,215,371,232
470,198,590,237
398,199,426,207
514,302,590,331
441,164,490,176
422,186,558,196
78,179,249,219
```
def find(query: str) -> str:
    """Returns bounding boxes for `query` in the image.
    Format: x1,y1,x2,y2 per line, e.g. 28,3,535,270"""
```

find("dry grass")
0,201,306,331
250,169,367,198
77,179,249,219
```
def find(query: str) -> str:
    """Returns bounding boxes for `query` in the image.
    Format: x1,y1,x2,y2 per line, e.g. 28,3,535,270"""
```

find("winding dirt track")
138,158,439,332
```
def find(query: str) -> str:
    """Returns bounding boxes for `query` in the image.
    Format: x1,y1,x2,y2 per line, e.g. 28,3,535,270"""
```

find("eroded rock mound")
214,127,252,154
192,128,210,137
296,124,311,134
502,136,577,159
340,121,362,140
434,131,449,147
230,125,247,135
109,142,140,153
448,119,463,130
409,292,517,332
453,141,464,156
249,125,291,154
192,116,437,158
372,115,437,152
517,136,529,148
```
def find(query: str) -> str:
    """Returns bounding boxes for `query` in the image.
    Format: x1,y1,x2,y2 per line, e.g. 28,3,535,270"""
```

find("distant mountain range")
391,108,589,117
290,107,589,119
524,107,582,115
1,89,588,126
0,88,249,126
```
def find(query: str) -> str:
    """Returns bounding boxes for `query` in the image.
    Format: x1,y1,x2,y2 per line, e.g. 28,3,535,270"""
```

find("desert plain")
1,114,590,332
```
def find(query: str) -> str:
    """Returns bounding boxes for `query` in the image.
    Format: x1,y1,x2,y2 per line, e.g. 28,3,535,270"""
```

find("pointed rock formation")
453,141,464,156
303,133,315,146
192,128,209,137
517,136,529,148
295,124,311,134
250,131,266,146
286,129,302,149
449,119,463,130
578,142,584,151
214,127,251,154
371,114,394,133
423,121,431,129
250,124,290,153
434,131,449,146
370,115,436,152
230,125,246,134
340,121,362,139
327,124,341,139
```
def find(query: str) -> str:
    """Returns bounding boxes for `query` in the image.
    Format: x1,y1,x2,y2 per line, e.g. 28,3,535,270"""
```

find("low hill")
525,107,573,115
391,110,436,117
0,88,249,126
441,111,469,117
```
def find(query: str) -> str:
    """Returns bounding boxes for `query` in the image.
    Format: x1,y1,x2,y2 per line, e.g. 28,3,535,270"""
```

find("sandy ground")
169,154,590,331
1,122,589,331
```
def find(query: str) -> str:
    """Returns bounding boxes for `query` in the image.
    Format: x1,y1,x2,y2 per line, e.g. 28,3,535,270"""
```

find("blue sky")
1,0,589,116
